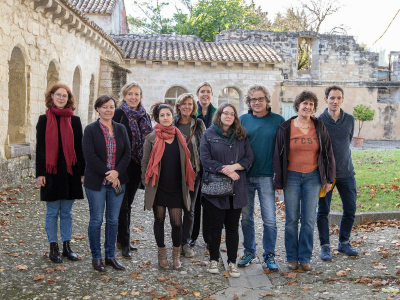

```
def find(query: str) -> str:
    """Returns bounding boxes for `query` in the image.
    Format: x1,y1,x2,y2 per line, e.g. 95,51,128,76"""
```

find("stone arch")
72,66,81,114
46,60,60,92
87,74,95,124
8,46,27,145
164,85,188,107
218,86,243,114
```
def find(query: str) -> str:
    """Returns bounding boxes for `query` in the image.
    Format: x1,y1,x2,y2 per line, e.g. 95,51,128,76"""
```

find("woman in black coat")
200,103,253,278
83,95,131,272
113,82,152,257
36,83,85,264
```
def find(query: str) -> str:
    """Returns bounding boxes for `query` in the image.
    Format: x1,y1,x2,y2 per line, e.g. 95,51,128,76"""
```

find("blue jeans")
241,177,277,257
45,200,75,243
317,176,357,246
284,170,321,263
86,185,125,259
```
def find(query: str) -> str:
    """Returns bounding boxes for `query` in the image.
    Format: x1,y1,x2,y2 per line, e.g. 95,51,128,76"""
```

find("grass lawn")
330,149,400,213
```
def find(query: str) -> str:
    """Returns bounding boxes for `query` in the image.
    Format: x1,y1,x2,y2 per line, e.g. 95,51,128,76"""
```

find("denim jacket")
200,126,253,209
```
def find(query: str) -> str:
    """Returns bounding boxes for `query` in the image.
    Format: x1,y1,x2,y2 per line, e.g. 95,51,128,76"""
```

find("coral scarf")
145,124,195,191
45,106,76,175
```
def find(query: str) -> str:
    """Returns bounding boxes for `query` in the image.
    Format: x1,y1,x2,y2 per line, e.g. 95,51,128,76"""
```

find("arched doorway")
72,66,81,114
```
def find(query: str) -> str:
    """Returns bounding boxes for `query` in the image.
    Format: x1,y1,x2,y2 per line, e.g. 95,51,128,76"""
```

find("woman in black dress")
36,83,85,263
141,102,195,269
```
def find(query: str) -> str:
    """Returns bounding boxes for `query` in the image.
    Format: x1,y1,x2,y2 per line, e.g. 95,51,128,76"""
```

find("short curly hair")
244,84,271,109
45,83,75,110
174,93,198,117
293,90,318,113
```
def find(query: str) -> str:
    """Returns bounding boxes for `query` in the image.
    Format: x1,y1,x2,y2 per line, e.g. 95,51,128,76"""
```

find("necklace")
295,118,311,129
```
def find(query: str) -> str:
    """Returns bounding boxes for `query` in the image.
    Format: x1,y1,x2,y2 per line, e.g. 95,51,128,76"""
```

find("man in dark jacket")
317,85,358,261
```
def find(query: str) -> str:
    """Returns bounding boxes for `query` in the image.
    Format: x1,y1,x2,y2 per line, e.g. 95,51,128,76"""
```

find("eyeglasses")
222,111,236,117
249,97,266,103
54,93,68,99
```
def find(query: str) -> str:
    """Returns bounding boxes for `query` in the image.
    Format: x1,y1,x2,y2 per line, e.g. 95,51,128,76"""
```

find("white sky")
126,0,400,63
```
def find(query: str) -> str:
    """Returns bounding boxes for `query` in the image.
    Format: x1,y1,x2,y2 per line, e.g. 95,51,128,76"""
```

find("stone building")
1,0,399,187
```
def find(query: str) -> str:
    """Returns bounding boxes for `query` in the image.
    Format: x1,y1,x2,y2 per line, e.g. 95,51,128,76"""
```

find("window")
164,86,187,106
218,87,241,113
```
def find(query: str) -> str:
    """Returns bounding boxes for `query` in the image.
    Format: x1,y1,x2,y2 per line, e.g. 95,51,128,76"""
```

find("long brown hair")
45,83,75,110
212,103,247,141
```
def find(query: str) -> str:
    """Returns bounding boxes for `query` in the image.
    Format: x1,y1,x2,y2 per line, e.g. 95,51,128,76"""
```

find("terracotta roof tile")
67,0,117,14
112,34,283,64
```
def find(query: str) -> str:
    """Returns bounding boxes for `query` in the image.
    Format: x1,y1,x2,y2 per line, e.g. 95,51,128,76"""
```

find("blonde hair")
175,93,198,117
196,82,213,96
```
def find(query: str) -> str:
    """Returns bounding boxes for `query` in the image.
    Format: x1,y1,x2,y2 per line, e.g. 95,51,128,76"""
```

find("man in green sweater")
238,84,285,271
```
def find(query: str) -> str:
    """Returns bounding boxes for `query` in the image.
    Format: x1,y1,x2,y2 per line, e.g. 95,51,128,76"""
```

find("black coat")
36,115,85,202
82,120,131,191
200,127,253,209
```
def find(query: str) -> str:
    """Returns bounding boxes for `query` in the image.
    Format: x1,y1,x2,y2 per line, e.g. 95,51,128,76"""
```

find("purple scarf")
121,101,153,164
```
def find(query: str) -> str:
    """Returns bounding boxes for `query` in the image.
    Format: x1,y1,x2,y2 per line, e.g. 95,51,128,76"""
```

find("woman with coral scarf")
36,83,85,264
141,102,195,270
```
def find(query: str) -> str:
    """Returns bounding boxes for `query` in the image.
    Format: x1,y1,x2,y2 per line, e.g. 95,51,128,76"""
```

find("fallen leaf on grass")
101,276,112,282
120,291,127,296
45,268,55,273
222,271,230,278
33,275,45,281
264,269,273,274
157,275,169,282
55,266,66,271
192,291,201,297
166,286,177,297
16,265,28,270
47,278,55,284
373,263,386,269
382,287,399,294
139,261,151,268
130,291,140,296
283,272,297,279
73,235,85,240
301,286,311,291
233,294,240,300
259,291,274,296
220,248,227,252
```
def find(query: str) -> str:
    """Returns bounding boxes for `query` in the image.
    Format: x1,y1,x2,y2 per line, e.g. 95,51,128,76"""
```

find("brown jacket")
141,132,191,211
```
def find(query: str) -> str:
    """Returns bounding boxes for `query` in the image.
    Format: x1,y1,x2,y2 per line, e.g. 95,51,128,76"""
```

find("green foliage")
180,0,264,41
353,104,375,137
330,150,400,212
271,8,308,32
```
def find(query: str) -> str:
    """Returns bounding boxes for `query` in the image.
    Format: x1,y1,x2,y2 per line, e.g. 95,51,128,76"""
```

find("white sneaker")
207,260,219,274
228,262,240,278
182,244,195,258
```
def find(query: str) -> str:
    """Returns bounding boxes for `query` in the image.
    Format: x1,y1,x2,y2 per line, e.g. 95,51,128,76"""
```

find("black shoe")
121,246,132,258
62,241,79,261
129,244,138,251
189,239,197,247
92,259,106,272
105,258,126,270
49,242,63,263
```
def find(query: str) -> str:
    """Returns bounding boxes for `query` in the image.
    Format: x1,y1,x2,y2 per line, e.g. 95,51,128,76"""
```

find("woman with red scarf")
36,83,85,264
141,102,195,270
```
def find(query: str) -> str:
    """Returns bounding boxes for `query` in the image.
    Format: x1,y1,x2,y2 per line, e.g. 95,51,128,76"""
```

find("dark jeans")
317,176,357,246
205,199,241,264
191,187,209,244
181,176,201,245
117,161,141,247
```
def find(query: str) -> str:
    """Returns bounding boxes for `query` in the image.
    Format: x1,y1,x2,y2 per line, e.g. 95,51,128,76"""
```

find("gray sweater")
319,108,355,178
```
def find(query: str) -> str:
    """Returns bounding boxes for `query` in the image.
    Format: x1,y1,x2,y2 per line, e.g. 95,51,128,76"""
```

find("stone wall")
390,51,400,81
216,30,379,82
121,60,282,115
0,0,123,187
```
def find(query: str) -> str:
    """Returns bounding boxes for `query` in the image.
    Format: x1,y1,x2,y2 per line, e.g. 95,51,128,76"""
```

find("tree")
176,0,264,42
128,0,174,34
353,104,375,137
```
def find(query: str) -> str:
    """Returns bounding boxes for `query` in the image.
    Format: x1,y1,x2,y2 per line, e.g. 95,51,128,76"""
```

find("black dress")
154,138,183,208
36,115,85,202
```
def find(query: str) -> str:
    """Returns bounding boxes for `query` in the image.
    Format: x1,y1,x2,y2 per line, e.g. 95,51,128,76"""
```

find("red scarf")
45,106,76,175
145,123,195,191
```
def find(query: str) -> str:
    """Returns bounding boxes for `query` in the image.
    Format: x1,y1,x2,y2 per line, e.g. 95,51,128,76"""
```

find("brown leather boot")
158,247,169,269
172,246,181,269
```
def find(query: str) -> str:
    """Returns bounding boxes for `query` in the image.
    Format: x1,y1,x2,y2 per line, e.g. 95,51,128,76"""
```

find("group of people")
36,81,358,277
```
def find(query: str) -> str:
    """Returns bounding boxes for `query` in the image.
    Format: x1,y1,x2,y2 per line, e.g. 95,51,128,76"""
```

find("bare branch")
373,8,400,45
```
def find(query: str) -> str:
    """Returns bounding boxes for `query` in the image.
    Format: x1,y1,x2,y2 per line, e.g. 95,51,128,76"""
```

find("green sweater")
240,111,285,177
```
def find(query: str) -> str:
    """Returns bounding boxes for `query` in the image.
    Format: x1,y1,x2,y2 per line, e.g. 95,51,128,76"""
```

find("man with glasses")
238,84,284,271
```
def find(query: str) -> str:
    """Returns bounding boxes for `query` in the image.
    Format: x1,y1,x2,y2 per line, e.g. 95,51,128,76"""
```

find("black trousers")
205,199,242,263
191,186,209,244
117,160,141,247
181,176,201,245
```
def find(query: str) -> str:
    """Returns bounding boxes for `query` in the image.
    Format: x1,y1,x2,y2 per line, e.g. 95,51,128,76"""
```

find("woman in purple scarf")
113,82,152,257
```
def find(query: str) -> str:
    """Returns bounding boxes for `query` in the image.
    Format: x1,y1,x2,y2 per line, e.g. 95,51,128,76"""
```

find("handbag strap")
186,120,197,146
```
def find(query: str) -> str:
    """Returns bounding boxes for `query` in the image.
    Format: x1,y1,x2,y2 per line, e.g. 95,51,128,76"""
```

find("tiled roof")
112,34,283,64
67,0,117,14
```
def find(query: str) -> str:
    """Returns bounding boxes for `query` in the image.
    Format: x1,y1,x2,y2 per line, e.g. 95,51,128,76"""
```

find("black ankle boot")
62,241,79,261
49,242,63,263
